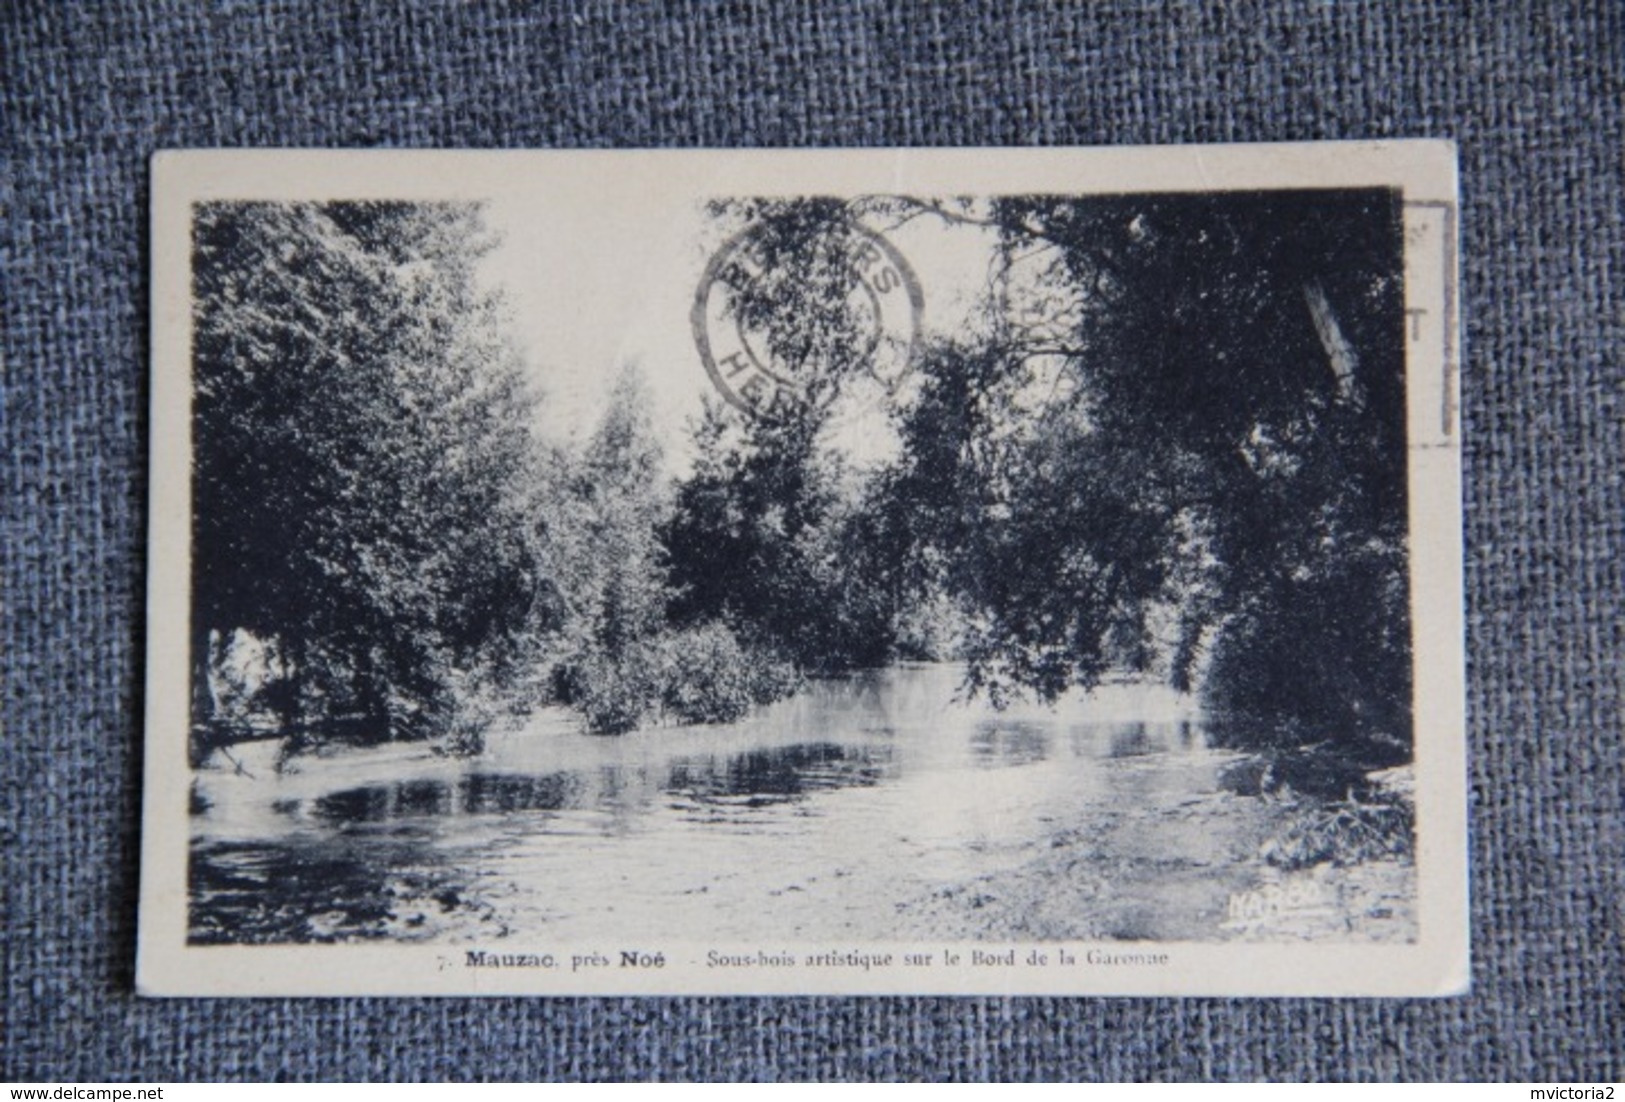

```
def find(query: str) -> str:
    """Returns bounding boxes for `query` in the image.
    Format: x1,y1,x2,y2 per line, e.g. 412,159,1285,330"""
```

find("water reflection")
1107,723,1158,758
311,772,588,824
967,723,1052,767
300,744,897,829
189,833,496,944
667,742,894,803
190,667,1216,944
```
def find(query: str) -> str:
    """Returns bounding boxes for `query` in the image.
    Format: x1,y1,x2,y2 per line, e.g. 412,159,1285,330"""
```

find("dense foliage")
664,193,1413,767
191,202,537,759
191,203,800,751
956,192,1412,765
192,192,1412,769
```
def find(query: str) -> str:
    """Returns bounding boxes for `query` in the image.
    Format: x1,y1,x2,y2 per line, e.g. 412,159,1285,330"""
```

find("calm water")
189,664,1221,944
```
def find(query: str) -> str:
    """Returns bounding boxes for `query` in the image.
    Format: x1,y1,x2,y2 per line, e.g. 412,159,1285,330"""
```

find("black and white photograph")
138,144,1465,996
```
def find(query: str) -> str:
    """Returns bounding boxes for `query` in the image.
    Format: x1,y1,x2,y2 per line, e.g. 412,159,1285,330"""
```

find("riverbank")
189,668,1415,946
890,755,1417,943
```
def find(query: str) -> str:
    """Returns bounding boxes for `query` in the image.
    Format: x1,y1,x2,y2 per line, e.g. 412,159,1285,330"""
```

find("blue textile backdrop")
3,0,1620,1082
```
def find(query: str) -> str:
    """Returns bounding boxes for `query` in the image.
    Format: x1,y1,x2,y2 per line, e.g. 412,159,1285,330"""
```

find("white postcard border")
139,142,1465,997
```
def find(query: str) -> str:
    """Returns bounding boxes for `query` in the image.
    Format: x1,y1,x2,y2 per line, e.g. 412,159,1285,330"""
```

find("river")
188,663,1412,945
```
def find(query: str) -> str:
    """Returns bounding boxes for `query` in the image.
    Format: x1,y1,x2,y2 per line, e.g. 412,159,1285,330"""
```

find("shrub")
574,645,664,735
435,674,498,757
563,624,803,734
661,623,757,725
1202,546,1413,770
1260,793,1415,871
741,643,802,706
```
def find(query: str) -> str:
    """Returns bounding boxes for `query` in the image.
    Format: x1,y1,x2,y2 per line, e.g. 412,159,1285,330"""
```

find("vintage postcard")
139,142,1465,996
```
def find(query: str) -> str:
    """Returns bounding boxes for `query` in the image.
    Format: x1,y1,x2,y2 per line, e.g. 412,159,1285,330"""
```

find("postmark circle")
692,218,923,422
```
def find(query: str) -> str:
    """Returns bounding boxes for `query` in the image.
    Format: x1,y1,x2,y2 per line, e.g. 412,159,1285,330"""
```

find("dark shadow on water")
664,741,895,810
461,772,584,815
312,780,445,824
1107,723,1158,758
188,834,497,944
295,743,900,834
592,763,659,811
968,722,1053,767
310,771,584,825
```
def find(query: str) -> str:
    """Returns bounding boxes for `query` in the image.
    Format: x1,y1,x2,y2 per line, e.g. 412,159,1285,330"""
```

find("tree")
190,201,537,756
902,190,1413,762
681,191,1414,765
665,391,902,673
667,198,932,673
533,368,678,732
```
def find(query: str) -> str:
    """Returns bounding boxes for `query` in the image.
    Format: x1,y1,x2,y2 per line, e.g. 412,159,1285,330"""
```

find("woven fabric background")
3,0,1620,1082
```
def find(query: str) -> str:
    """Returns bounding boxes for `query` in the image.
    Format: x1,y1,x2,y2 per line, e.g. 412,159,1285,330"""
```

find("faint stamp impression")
691,218,923,420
